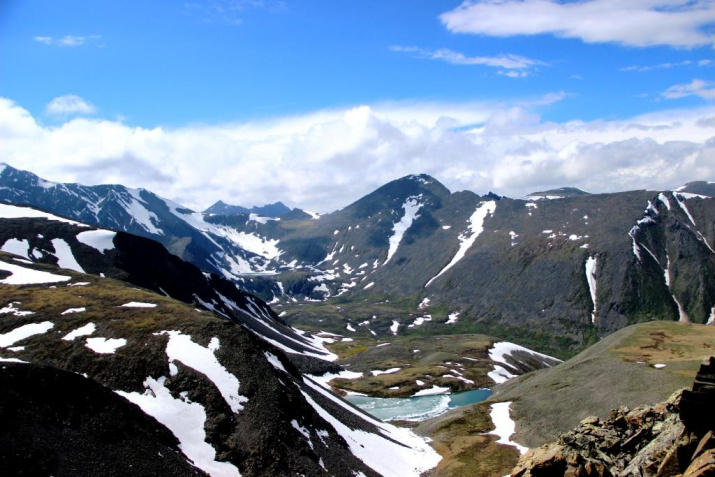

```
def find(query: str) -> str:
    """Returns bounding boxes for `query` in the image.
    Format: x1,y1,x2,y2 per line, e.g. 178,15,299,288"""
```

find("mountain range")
2,163,713,355
1,162,714,476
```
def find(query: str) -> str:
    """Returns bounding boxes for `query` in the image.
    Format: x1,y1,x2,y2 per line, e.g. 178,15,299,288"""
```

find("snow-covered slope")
0,204,335,366
0,164,284,287
0,255,441,477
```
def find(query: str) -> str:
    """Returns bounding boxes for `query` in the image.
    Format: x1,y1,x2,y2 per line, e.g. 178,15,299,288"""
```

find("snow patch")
425,201,495,287
61,307,86,315
1,238,30,259
674,194,697,226
390,320,400,335
408,315,432,328
85,337,127,354
123,189,163,235
307,369,364,388
62,322,96,341
585,256,598,323
0,302,34,316
0,203,87,226
120,302,157,308
412,386,450,397
384,196,424,265
76,230,116,253
446,312,460,324
489,402,528,454
0,260,71,285
371,367,401,376
117,376,242,477
487,342,560,384
158,331,247,413
0,321,54,347
264,352,287,373
50,239,85,273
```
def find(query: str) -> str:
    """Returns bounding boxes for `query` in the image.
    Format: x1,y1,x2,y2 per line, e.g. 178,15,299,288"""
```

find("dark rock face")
0,362,207,477
680,357,715,434
511,357,715,477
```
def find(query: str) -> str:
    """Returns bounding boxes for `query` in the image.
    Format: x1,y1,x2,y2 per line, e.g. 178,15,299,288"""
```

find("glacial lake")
345,388,492,422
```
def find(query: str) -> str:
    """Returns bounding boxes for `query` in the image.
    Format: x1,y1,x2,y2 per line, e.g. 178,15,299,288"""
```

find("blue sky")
1,1,714,211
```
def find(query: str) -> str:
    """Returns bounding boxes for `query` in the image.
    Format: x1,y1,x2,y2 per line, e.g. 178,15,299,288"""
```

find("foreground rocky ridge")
492,320,715,449
512,357,715,476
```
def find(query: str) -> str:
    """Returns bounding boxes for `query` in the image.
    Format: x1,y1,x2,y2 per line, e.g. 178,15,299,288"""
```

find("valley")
0,164,713,476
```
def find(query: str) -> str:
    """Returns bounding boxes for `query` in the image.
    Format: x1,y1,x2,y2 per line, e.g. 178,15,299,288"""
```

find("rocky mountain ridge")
0,250,440,476
2,163,714,354
511,357,715,476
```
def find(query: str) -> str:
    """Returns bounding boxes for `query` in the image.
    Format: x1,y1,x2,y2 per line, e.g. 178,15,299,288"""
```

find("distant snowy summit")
524,187,591,201
204,200,292,218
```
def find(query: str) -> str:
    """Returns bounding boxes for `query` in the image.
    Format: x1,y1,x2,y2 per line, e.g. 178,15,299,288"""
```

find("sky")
1,0,714,212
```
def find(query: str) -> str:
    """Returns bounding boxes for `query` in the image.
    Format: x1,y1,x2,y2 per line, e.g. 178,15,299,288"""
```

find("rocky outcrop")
511,357,715,476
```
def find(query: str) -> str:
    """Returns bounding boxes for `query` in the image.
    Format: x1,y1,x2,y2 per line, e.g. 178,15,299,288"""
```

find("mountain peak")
674,181,715,197
204,200,292,217
525,187,591,200
404,173,437,185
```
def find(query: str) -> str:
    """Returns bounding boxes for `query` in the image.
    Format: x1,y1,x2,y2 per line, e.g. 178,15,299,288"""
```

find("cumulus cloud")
1,97,714,212
662,79,715,100
440,0,715,48
45,95,97,116
391,46,545,76
34,35,102,47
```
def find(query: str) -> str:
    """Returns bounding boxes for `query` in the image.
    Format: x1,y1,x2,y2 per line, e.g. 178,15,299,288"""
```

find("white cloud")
622,59,713,72
1,97,714,213
391,46,545,76
662,79,715,100
183,0,286,25
33,36,53,45
34,35,102,47
45,95,97,116
440,0,715,48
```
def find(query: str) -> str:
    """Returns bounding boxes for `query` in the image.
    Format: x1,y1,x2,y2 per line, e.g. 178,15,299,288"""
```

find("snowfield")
85,337,127,354
0,203,88,226
117,376,242,477
384,196,423,265
76,229,117,253
51,239,86,273
487,341,561,384
62,322,96,341
302,378,442,477
0,321,54,347
489,402,528,455
158,331,248,413
0,260,71,285
426,200,496,287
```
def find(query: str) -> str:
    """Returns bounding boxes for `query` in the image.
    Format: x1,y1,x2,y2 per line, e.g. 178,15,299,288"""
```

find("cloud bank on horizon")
1,0,715,211
2,96,714,212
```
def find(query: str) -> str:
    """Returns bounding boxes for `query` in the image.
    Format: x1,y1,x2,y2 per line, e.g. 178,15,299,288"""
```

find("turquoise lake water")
345,388,492,421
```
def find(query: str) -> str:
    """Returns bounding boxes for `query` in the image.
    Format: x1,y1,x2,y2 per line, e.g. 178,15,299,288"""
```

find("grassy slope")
327,334,496,397
412,320,714,477
492,320,714,448
415,403,520,477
